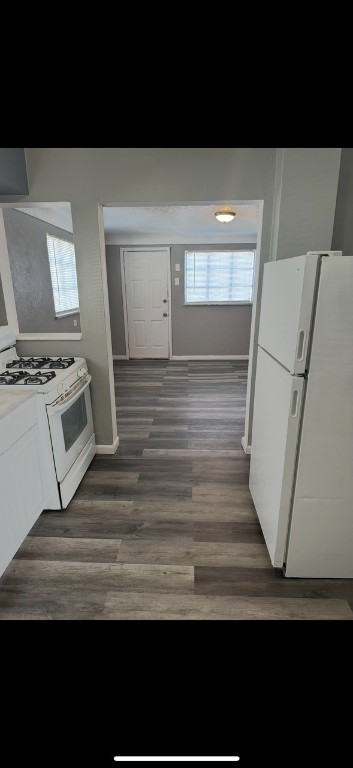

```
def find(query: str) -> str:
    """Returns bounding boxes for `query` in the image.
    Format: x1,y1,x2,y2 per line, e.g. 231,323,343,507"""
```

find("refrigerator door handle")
290,389,299,417
296,330,306,362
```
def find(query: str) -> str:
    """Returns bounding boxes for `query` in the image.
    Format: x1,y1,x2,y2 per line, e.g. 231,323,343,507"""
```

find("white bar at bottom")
113,758,240,762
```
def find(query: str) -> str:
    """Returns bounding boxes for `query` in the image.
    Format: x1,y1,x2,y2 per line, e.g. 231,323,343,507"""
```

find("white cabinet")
0,450,22,575
0,396,46,577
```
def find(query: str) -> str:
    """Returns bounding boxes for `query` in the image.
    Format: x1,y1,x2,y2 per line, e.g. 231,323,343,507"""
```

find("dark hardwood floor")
1,360,352,620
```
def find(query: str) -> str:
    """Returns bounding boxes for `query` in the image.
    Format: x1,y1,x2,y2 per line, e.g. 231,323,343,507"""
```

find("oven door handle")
47,374,92,415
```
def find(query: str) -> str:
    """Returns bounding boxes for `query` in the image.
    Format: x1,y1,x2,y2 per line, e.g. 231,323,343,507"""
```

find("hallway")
0,360,352,619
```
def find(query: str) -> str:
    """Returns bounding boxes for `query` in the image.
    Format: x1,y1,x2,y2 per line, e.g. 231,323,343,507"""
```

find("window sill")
184,301,253,306
17,333,83,341
55,310,80,318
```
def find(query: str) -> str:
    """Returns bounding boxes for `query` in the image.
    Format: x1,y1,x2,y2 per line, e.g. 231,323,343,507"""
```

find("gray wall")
106,243,255,356
0,148,276,445
106,246,126,355
2,208,81,333
0,276,7,324
171,243,254,355
0,149,28,194
1,147,337,448
332,148,353,254
271,148,342,260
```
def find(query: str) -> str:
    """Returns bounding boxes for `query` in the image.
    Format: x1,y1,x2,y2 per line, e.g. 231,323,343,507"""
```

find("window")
184,250,255,304
47,234,79,317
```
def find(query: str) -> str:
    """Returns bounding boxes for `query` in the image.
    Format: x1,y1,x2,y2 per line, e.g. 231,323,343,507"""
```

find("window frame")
183,248,256,306
46,233,79,318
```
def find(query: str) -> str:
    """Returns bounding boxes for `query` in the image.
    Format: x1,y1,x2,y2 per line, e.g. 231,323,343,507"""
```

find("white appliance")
249,250,353,578
0,328,96,508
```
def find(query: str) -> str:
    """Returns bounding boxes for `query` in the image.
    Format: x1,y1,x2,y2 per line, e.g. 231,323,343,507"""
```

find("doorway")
121,247,171,359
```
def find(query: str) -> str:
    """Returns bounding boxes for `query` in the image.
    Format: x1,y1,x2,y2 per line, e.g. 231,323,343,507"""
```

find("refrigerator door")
286,255,353,577
258,254,320,373
249,346,304,567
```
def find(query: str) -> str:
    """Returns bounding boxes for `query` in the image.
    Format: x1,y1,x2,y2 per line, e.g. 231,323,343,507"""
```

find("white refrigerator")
249,250,353,578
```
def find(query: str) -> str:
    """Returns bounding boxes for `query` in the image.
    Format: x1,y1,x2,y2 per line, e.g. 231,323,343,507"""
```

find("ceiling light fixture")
215,210,236,223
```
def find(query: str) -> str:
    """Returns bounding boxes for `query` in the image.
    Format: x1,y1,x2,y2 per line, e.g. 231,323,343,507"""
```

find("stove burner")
0,370,56,385
6,357,75,370
6,357,49,369
0,371,27,385
48,358,74,369
7,360,31,369
22,371,56,385
31,358,52,363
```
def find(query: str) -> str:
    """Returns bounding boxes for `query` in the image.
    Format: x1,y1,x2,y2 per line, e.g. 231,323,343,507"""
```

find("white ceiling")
13,202,260,245
103,204,259,245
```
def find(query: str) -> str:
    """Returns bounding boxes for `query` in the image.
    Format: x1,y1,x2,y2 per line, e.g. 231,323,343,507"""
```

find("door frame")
120,246,172,360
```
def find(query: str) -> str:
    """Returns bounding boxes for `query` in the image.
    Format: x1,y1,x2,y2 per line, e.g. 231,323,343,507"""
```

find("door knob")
163,299,168,303
163,312,168,317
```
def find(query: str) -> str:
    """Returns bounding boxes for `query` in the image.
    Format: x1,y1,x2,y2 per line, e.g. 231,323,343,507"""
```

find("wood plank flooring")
0,359,352,620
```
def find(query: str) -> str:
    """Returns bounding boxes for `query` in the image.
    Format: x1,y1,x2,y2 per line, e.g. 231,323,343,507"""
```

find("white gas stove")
0,327,96,509
0,353,89,404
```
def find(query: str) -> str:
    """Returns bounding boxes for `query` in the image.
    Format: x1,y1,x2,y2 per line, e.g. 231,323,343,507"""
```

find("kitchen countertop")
0,390,35,419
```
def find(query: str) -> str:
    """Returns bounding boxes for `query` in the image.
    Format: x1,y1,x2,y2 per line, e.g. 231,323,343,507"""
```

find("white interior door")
123,249,170,359
249,346,304,567
258,254,320,373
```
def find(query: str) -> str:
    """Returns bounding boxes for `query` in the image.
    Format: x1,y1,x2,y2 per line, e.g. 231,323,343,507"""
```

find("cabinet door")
0,424,46,577
0,450,22,576
12,425,46,531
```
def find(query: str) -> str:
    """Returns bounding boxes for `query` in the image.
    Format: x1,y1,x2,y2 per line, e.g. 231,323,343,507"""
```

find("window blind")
185,250,255,303
47,234,79,316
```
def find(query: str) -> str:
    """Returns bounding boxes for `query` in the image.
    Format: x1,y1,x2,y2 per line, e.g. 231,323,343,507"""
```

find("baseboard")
241,436,251,455
95,436,120,454
171,355,249,361
112,354,248,361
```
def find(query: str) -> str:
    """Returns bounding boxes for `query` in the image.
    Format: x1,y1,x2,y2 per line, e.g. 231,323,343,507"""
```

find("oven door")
47,376,94,482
